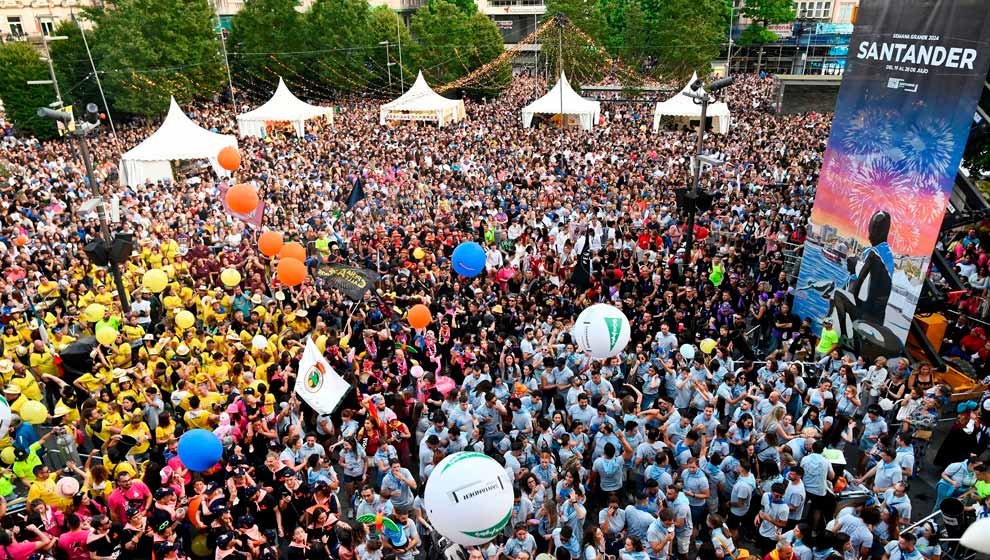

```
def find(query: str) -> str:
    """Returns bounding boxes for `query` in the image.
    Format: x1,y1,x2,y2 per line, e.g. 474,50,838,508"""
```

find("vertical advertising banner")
793,0,990,355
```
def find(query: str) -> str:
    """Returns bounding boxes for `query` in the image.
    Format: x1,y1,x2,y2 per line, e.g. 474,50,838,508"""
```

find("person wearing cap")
815,318,839,360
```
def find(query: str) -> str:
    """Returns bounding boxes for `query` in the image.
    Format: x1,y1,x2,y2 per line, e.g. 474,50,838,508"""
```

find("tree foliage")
0,42,59,138
651,0,726,80
739,0,795,44
228,0,306,91
306,0,376,93
412,0,507,91
48,18,101,109
367,6,417,94
88,0,225,115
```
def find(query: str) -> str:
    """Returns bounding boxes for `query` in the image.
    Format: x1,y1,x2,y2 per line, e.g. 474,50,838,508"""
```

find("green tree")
617,1,649,68
304,0,376,94
47,18,102,109
541,1,608,83
90,0,225,115
228,0,306,92
367,6,416,94
652,0,725,80
411,0,507,93
739,0,795,73
447,0,478,15
0,42,60,138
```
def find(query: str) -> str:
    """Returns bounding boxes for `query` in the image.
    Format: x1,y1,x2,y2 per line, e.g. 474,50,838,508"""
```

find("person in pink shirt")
0,524,53,560
107,471,152,524
56,514,92,560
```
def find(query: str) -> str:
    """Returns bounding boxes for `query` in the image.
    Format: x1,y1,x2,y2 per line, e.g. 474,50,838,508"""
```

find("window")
7,16,23,37
40,19,55,36
836,2,855,22
795,0,832,19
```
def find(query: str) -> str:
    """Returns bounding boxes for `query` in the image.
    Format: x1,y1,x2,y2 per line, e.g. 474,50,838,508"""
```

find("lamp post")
37,104,130,313
681,76,734,264
380,40,393,89
395,15,405,91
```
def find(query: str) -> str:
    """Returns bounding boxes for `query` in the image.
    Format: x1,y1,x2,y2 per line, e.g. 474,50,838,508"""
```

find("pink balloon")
436,375,456,395
410,365,425,378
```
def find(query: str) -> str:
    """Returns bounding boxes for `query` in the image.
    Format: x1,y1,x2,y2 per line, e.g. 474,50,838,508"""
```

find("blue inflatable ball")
177,429,223,472
452,242,486,278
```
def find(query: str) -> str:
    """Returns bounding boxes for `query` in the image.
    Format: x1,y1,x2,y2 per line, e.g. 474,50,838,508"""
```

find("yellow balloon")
0,447,14,465
142,268,169,293
83,303,105,323
700,338,717,354
220,268,241,287
191,534,210,557
95,326,118,346
413,247,426,260
20,400,48,425
175,310,195,330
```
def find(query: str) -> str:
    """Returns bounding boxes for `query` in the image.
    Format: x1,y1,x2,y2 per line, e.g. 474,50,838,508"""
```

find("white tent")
120,97,237,186
652,73,731,134
521,72,601,132
236,77,334,138
380,71,466,127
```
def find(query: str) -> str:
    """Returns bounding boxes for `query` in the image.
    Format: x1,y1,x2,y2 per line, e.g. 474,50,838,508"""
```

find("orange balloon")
217,146,241,171
277,258,306,287
258,231,284,257
14,235,28,247
408,304,432,330
226,184,259,215
279,242,306,262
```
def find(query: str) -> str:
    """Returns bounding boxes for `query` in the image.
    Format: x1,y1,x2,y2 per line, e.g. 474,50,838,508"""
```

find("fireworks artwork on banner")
793,0,990,356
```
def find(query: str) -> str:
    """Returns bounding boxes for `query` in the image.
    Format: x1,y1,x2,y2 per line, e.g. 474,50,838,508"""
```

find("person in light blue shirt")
624,496,657,541
646,510,676,560
799,441,833,498
692,406,720,440
644,455,674,494
756,482,790,554
883,533,922,560
857,447,902,493
664,485,693,557
553,526,582,559
504,524,538,558
569,395,597,427
620,536,651,560
593,435,633,493
380,460,417,511
729,460,757,523
859,405,888,450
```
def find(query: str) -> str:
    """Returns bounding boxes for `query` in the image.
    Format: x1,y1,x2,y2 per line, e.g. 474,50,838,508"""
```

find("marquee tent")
652,73,731,134
120,97,237,186
521,72,601,131
236,77,334,138
380,71,466,127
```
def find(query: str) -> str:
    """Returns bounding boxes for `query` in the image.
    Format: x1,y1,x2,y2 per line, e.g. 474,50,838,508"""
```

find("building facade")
0,0,100,43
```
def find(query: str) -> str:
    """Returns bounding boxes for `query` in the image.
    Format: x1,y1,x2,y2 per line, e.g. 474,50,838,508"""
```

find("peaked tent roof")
521,72,601,130
522,72,601,116
652,73,731,133
123,97,237,162
237,77,334,123
120,97,237,186
381,71,463,112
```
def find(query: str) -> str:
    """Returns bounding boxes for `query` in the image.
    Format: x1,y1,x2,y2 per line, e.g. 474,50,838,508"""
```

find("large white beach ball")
424,452,514,546
572,303,631,360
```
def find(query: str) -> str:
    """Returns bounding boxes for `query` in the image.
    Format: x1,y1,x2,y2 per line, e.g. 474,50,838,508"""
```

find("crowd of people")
0,70,984,560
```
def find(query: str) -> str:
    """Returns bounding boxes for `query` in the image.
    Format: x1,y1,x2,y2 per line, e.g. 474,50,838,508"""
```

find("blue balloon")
452,242,486,278
177,429,223,472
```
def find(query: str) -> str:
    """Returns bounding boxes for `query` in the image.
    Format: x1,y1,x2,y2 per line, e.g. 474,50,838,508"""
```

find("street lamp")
37,103,131,313
380,40,393,89
680,76,734,264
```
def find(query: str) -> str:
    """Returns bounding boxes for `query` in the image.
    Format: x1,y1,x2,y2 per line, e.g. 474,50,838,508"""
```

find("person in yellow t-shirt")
1,325,21,360
205,353,230,385
26,464,71,510
120,411,152,460
10,362,43,401
183,395,215,430
28,340,58,378
121,315,146,344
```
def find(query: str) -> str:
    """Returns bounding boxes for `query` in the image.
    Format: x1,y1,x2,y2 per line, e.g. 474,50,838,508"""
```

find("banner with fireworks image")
793,0,990,355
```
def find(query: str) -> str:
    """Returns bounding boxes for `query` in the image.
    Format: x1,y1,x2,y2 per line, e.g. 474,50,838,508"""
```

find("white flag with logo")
294,337,350,414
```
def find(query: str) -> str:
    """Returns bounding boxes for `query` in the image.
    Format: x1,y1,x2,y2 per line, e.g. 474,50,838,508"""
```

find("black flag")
570,230,594,290
346,177,366,210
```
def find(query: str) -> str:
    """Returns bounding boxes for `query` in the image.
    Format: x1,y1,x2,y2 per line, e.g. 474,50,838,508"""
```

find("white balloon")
961,517,990,553
571,304,631,360
424,452,514,546
252,334,268,351
680,344,696,360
